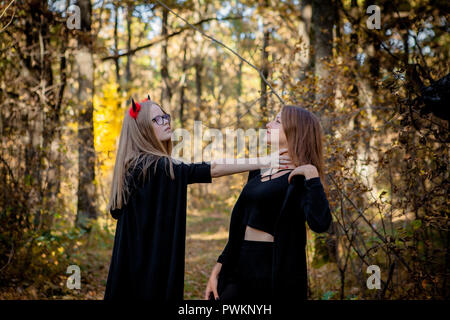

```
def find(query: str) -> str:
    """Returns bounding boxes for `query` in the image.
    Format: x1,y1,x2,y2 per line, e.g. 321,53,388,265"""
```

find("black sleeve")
301,177,332,233
217,241,230,264
182,161,212,184
247,169,260,182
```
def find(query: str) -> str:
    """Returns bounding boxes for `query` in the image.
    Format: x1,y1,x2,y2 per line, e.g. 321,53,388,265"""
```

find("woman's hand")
204,263,222,300
261,148,295,168
278,148,296,169
288,164,319,183
210,148,294,177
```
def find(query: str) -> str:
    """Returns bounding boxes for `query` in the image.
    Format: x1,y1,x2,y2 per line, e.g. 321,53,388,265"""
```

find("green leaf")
411,219,422,230
322,291,335,300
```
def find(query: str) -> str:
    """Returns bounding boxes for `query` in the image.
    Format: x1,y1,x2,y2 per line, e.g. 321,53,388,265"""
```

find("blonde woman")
104,96,291,301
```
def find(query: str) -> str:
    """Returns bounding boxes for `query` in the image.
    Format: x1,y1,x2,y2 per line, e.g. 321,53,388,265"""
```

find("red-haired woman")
205,105,332,301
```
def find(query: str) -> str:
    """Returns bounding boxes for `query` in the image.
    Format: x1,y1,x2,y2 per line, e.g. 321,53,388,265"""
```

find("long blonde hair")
281,105,329,195
108,100,174,211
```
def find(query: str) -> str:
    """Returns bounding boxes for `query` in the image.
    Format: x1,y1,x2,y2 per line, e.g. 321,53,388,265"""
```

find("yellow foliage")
94,79,125,186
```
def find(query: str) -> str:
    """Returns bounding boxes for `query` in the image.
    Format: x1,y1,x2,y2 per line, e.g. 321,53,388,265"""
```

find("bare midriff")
244,225,274,242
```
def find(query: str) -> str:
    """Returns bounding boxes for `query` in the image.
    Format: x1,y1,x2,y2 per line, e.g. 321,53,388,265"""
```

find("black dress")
104,157,211,301
216,169,332,301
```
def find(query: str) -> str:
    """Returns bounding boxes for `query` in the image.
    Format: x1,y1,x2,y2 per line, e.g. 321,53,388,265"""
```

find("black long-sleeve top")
217,169,332,301
104,157,212,301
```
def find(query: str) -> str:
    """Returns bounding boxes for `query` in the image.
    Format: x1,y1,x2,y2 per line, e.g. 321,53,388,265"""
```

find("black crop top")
240,170,291,236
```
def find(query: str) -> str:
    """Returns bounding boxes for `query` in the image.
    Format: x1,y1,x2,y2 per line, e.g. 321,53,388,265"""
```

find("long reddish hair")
281,105,328,194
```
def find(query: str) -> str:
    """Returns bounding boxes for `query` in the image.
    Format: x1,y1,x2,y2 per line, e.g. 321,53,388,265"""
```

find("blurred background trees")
0,0,448,299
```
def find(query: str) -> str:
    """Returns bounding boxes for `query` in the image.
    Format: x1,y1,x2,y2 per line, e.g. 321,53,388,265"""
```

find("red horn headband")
129,98,141,119
129,94,151,119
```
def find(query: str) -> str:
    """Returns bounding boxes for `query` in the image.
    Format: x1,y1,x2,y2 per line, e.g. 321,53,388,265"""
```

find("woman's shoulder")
143,156,197,180
153,156,188,173
126,155,171,183
130,155,211,186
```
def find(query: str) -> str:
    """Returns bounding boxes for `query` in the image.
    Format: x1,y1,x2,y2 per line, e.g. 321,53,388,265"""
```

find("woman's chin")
163,133,173,141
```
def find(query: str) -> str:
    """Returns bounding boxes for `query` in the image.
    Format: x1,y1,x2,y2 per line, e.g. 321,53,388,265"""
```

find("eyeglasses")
152,114,171,125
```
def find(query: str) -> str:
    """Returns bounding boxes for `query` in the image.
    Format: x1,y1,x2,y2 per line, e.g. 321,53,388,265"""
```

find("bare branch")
153,0,285,105
101,16,241,61
328,174,413,274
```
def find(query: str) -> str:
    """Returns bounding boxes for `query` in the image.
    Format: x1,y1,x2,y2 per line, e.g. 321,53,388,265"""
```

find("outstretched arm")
211,149,293,178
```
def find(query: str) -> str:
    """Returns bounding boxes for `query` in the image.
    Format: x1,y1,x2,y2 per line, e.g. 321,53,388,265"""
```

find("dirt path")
184,210,229,299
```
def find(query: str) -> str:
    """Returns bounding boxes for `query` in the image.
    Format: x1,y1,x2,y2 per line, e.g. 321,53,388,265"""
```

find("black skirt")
218,240,274,301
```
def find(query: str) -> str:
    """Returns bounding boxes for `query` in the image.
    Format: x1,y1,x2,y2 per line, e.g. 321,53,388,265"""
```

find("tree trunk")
194,56,203,121
297,0,312,79
113,3,121,89
349,0,362,141
75,0,97,230
24,8,44,229
125,4,133,85
236,60,243,126
309,0,337,274
25,1,60,232
356,1,381,188
179,37,188,126
311,0,335,134
260,0,270,125
234,0,244,126
161,6,173,109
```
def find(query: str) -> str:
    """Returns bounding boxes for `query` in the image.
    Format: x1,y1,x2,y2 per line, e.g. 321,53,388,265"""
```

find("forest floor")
184,209,229,300
0,206,229,300
0,205,344,300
